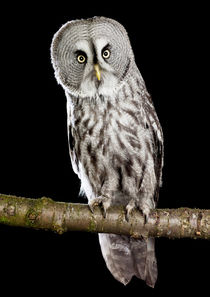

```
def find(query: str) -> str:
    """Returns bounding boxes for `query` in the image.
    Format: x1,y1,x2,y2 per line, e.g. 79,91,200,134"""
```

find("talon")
143,213,148,224
101,196,112,218
88,198,102,213
88,196,111,218
141,207,150,224
126,199,152,223
125,199,136,222
88,203,95,214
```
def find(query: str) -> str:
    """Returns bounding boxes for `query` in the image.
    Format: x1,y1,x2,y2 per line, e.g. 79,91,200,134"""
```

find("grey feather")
51,16,163,287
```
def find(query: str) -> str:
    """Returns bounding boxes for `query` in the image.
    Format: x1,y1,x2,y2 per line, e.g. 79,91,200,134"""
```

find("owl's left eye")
77,54,86,64
102,49,111,59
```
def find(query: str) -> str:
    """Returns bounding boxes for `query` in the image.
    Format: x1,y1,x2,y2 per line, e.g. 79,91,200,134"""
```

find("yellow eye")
102,49,110,59
77,55,86,64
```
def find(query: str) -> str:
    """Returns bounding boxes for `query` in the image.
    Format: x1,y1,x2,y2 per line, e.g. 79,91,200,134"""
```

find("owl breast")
68,79,157,206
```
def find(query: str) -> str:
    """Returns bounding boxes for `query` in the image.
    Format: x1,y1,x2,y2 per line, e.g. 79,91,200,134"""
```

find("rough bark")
0,194,209,239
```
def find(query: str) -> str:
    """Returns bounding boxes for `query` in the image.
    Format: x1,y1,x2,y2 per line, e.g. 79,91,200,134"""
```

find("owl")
51,17,163,287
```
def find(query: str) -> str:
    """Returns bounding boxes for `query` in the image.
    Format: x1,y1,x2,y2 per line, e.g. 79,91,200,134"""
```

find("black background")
0,2,209,296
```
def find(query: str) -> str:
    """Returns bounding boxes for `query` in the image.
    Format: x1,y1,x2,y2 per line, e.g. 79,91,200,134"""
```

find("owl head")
51,17,135,98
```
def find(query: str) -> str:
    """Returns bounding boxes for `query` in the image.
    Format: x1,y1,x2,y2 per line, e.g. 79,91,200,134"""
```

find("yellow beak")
94,64,101,81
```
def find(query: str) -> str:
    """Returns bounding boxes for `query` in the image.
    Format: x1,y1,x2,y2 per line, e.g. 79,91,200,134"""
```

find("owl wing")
150,120,164,203
143,92,164,203
67,124,80,177
66,95,81,178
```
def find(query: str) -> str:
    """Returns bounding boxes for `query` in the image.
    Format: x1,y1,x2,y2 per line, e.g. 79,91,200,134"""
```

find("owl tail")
98,234,157,287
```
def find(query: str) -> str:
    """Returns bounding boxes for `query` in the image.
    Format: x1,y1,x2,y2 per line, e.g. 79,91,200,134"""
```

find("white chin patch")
80,71,119,98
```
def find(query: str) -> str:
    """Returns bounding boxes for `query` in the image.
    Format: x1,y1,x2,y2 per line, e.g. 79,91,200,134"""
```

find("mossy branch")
0,193,209,239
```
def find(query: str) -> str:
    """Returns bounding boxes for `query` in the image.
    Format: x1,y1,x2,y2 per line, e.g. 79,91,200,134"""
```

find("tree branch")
0,193,209,239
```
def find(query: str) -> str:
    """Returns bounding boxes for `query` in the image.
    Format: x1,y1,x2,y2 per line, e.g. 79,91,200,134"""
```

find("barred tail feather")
131,237,157,287
98,234,157,287
98,234,134,285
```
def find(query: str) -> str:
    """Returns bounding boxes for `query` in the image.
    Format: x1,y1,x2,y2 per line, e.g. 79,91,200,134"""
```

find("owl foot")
89,196,112,218
140,205,150,223
125,199,151,223
125,199,136,222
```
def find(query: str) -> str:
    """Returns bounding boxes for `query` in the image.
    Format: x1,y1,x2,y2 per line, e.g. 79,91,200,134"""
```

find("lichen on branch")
0,193,209,239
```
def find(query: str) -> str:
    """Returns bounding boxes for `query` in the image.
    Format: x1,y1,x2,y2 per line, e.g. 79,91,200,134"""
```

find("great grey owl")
51,16,163,287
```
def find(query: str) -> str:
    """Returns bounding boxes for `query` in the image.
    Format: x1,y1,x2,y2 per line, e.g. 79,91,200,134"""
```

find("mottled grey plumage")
51,16,163,287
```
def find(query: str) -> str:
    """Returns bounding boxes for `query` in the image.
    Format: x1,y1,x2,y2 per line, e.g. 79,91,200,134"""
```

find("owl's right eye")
77,54,86,64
